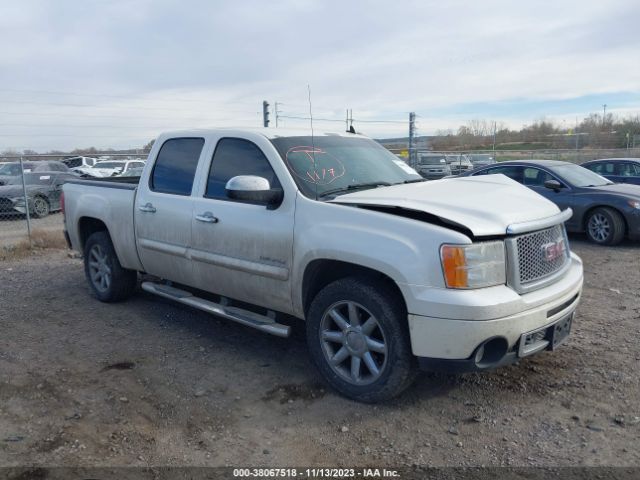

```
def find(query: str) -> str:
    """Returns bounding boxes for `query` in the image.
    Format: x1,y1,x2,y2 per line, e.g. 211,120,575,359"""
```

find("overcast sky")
1,0,639,151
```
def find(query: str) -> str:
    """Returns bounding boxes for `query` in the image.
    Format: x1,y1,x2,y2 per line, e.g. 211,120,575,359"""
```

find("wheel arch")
78,216,110,250
301,259,407,319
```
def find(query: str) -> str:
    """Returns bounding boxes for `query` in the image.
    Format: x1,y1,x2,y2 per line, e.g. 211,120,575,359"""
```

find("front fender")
291,196,470,317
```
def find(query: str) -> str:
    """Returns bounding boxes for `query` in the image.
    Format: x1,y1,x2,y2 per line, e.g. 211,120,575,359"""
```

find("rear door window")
150,138,204,195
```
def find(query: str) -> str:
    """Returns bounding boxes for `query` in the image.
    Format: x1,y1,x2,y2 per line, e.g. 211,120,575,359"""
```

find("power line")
0,99,262,114
0,110,259,122
278,115,345,123
0,87,261,106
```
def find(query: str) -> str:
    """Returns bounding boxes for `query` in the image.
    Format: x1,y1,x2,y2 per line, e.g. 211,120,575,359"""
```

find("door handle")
195,212,219,223
138,202,156,213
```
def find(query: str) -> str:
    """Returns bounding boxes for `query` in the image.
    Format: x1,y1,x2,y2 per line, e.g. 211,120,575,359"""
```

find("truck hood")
329,174,561,236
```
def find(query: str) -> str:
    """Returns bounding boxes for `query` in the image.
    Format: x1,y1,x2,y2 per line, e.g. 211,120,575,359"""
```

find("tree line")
431,112,640,151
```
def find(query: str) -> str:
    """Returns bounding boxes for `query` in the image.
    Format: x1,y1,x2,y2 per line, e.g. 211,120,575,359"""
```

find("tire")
83,231,137,302
585,207,625,245
306,277,417,403
31,196,50,218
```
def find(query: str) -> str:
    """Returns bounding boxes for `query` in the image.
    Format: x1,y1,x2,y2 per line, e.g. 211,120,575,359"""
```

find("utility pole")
409,112,416,168
602,104,607,126
262,100,270,127
346,109,349,132
575,117,579,151
492,121,497,155
274,102,281,128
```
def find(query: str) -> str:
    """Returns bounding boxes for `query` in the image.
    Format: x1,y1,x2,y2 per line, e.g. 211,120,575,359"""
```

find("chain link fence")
395,147,640,169
0,153,148,257
1,146,638,256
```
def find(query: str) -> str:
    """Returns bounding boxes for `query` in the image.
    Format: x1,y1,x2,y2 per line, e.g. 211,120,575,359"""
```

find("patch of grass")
0,229,68,261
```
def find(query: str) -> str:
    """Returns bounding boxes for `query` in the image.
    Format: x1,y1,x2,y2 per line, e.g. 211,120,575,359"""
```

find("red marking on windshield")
285,146,346,185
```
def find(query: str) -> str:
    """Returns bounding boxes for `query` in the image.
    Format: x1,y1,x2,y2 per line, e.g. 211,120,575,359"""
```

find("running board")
141,281,291,338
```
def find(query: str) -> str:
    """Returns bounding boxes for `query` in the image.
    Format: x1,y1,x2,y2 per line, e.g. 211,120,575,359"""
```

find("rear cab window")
150,137,205,195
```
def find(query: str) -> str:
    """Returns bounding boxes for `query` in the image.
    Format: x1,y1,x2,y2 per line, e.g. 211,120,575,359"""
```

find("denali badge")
542,238,566,262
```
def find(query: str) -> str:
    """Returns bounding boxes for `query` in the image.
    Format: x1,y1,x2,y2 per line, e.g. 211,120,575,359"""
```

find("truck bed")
63,177,144,271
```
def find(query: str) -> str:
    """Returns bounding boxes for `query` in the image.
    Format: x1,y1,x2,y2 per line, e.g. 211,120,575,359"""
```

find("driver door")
190,136,295,313
523,167,578,230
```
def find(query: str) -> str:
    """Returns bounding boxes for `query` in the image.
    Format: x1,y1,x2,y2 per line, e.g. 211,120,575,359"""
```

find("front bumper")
625,208,640,240
405,253,583,364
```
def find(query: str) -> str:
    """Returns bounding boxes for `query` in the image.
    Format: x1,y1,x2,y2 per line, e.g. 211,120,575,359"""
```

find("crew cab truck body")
63,129,583,402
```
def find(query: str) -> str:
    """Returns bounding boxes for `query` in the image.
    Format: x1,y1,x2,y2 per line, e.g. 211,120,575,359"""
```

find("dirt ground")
0,238,639,468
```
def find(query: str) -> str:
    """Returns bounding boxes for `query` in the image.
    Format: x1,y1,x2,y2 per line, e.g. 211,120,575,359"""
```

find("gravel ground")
0,238,638,468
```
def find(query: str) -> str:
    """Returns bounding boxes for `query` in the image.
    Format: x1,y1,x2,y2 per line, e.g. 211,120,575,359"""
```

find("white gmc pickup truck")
63,129,583,402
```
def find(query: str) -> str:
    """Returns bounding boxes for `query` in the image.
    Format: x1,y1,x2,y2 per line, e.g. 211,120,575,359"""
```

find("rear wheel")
84,231,137,302
306,277,417,403
586,207,625,245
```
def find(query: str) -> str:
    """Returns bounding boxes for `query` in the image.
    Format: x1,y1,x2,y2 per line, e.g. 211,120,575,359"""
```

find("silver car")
416,153,451,179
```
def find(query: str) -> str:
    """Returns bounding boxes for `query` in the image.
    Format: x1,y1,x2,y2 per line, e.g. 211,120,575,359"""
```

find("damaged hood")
329,174,561,236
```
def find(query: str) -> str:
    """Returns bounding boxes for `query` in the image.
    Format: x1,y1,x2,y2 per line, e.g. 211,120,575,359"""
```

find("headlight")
627,200,640,210
440,241,506,289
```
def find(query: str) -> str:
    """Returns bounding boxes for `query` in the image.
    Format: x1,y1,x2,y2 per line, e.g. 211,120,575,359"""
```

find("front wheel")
83,231,137,302
306,277,417,403
31,196,50,218
586,207,625,245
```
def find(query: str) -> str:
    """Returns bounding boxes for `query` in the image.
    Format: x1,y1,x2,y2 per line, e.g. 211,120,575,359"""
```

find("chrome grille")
506,224,570,293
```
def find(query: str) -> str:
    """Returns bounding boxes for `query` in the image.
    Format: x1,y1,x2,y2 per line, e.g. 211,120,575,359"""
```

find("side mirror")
225,175,283,208
544,179,563,191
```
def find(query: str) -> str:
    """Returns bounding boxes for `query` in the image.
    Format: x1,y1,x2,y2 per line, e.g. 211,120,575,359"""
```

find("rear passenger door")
190,137,295,313
135,137,205,285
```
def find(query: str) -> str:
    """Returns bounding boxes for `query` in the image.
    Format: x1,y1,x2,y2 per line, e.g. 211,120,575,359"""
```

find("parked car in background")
117,166,145,177
62,156,98,176
62,156,97,169
63,128,583,402
416,153,451,179
445,154,474,175
468,153,496,166
0,171,76,218
92,159,146,177
0,161,69,186
581,158,640,185
459,160,640,245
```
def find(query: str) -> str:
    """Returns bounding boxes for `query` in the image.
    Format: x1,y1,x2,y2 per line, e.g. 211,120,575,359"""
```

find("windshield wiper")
398,178,426,184
318,182,391,198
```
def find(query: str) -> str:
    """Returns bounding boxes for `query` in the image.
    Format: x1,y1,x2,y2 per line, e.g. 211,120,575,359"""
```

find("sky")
0,0,639,152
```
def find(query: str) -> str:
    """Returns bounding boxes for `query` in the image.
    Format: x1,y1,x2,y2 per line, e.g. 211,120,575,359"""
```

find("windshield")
270,136,421,198
7,173,54,186
95,161,124,169
551,164,612,187
0,163,34,176
446,155,472,165
419,155,447,165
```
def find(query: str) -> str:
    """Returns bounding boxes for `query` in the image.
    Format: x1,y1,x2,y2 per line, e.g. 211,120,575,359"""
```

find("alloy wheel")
88,244,112,293
319,301,388,385
588,213,610,242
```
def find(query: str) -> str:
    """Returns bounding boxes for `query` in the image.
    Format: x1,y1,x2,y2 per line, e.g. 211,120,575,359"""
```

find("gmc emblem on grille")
541,238,566,262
